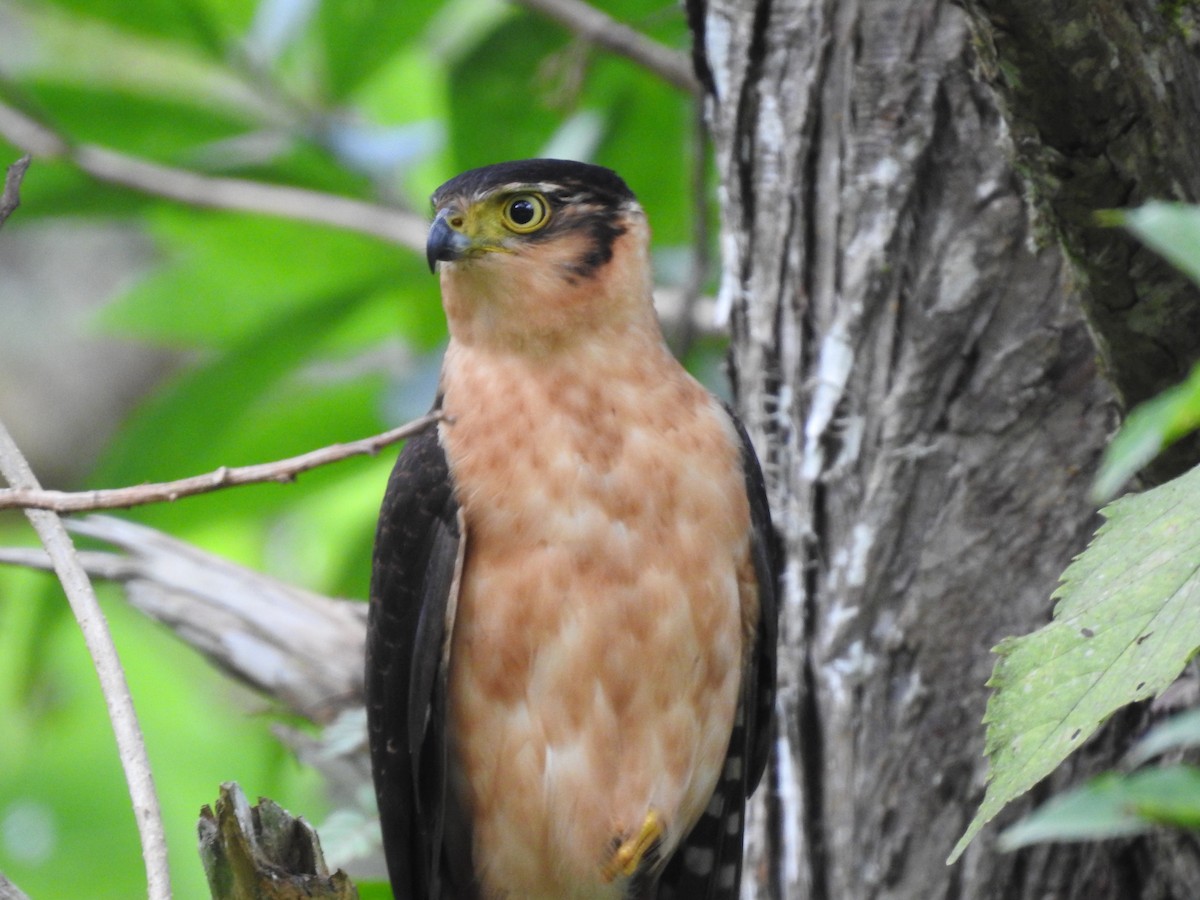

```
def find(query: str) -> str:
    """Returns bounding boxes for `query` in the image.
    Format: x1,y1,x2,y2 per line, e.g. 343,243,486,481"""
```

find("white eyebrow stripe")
484,181,573,196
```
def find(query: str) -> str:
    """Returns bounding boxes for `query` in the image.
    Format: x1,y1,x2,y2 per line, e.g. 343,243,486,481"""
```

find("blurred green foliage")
998,710,1200,850
0,0,701,895
1093,204,1200,500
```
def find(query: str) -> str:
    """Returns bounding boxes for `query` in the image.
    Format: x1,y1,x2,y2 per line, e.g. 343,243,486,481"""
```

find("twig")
0,154,31,229
0,101,427,251
0,419,172,900
512,0,699,94
0,413,440,513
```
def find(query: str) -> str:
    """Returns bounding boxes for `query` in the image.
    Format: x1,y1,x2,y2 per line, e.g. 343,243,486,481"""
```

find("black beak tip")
426,215,463,274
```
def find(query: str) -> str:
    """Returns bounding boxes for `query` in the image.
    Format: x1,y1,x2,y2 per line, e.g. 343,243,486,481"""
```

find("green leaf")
580,64,691,245
998,767,1200,850
1119,202,1200,287
266,457,393,599
949,463,1200,863
96,211,406,347
36,0,249,53
1129,707,1200,766
445,10,566,171
997,773,1155,849
444,7,693,246
1133,768,1200,829
10,3,262,120
318,0,437,100
18,83,249,160
354,880,396,900
92,283,378,488
1093,361,1200,501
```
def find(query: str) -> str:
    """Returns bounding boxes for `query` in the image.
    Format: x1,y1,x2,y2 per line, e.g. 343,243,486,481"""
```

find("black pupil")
509,198,537,225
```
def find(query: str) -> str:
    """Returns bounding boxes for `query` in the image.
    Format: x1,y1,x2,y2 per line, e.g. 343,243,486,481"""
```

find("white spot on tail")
685,845,714,875
723,756,742,781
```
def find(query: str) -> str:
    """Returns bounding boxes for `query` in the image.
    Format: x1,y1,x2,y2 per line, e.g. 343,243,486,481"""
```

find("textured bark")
957,1,1200,419
198,782,358,899
689,0,1200,898
957,0,1200,485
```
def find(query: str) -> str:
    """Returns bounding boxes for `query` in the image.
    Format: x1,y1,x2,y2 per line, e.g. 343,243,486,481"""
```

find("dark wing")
736,410,780,796
366,424,470,900
657,409,779,900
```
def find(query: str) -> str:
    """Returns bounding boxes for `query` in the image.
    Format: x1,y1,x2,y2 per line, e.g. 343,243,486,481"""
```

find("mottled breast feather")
656,407,779,900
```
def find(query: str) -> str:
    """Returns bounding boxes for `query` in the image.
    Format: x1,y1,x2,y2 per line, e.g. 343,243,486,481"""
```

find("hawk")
366,159,777,900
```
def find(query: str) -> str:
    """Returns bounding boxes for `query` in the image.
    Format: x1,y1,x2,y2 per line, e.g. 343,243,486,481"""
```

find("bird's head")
426,159,658,353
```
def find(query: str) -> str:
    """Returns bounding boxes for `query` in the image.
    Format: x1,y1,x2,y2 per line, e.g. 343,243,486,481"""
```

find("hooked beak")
426,213,474,272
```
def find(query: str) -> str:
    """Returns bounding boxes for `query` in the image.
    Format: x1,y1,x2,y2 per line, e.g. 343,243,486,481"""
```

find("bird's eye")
501,193,550,233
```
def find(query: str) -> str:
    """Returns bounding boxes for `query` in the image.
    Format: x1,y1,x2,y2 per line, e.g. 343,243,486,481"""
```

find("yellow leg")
601,809,665,883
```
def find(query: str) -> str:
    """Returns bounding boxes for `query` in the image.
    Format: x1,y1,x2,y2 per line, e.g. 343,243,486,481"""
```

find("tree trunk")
958,0,1200,423
687,0,1200,897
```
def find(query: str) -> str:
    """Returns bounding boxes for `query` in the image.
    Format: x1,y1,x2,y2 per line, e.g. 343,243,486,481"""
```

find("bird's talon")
601,809,665,883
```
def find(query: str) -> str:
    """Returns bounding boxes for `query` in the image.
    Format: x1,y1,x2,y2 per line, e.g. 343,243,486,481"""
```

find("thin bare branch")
0,154,31,230
0,419,172,900
0,101,426,250
0,413,440,513
512,0,699,94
